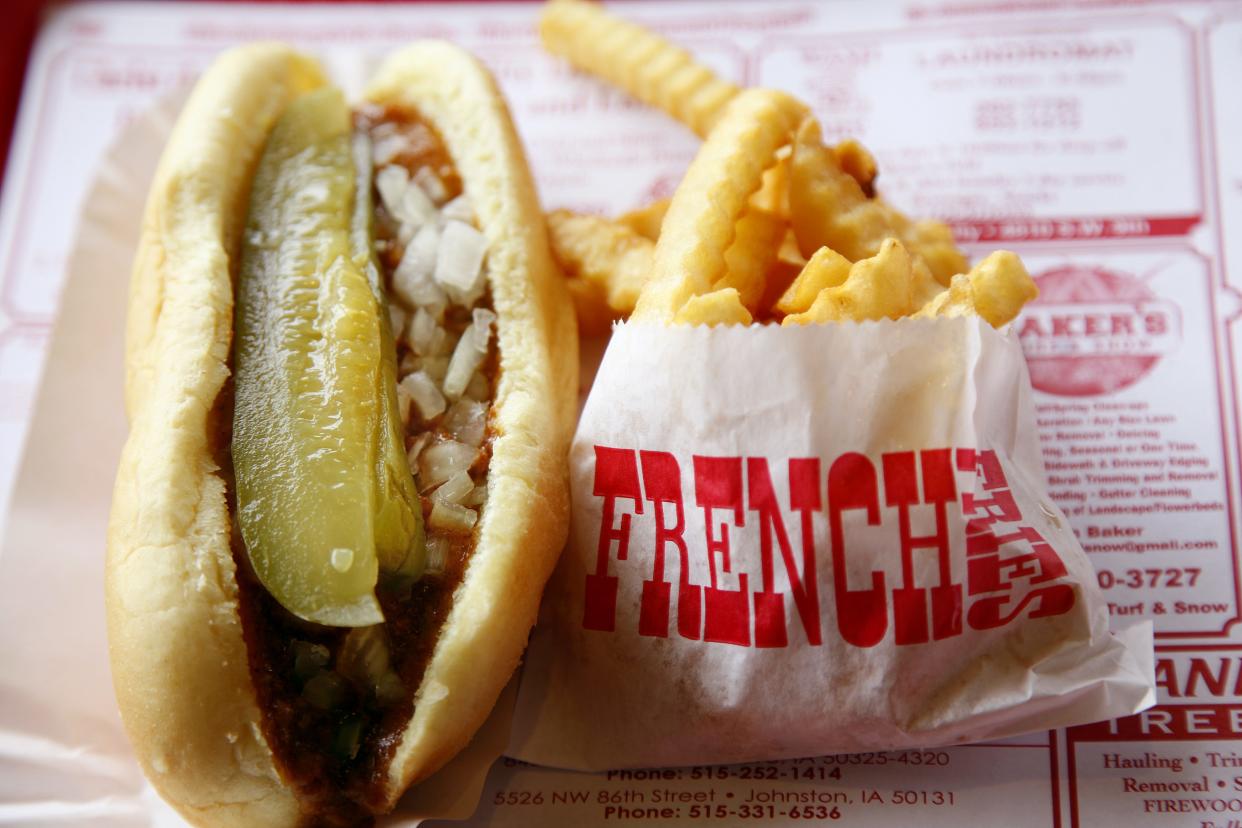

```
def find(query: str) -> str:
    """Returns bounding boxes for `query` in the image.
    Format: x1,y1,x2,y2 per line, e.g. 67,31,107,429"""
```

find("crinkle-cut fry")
539,0,740,138
901,213,968,288
673,287,753,326
909,256,945,309
913,273,975,320
759,257,803,317
714,208,785,311
617,198,669,241
751,148,791,216
782,238,916,326
546,209,654,312
913,251,1038,327
832,138,878,198
776,227,806,268
789,118,890,260
633,89,808,322
758,229,806,313
565,276,618,337
775,245,851,315
966,250,1038,326
789,118,968,286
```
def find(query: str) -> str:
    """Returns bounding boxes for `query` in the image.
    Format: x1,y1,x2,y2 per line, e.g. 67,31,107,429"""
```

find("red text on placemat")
583,446,1076,648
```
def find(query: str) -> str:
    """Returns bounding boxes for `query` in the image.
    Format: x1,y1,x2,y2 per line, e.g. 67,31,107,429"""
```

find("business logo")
582,445,1075,649
1018,264,1181,397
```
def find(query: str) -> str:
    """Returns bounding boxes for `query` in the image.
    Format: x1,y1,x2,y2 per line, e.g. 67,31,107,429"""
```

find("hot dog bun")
106,41,575,826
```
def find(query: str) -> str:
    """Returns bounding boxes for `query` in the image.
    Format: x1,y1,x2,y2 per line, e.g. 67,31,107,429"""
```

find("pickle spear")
233,88,425,627
351,132,427,582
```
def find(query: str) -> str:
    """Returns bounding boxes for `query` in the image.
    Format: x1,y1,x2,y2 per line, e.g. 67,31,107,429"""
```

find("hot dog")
106,41,576,826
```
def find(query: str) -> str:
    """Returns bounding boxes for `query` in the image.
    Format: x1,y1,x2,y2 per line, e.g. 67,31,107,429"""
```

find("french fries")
565,276,619,337
632,89,807,322
774,246,851,316
539,0,1039,331
715,208,785,312
789,118,968,286
673,287,753,327
783,239,915,326
540,0,739,138
915,251,1037,327
547,209,653,313
617,198,669,241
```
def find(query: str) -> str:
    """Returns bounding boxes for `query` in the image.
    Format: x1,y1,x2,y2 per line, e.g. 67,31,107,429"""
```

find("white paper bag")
509,319,1155,770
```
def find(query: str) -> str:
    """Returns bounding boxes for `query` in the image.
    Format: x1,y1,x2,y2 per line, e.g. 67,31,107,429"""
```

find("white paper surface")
2,1,1241,826
510,320,1154,769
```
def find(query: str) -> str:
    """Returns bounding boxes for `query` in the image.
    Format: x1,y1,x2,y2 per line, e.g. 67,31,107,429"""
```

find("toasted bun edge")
364,40,578,805
107,42,326,828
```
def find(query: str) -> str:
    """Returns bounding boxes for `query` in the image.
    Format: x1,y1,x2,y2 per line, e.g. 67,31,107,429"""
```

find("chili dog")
106,42,576,826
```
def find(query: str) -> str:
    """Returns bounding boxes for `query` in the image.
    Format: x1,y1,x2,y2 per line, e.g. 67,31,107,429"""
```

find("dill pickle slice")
350,133,427,581
233,88,423,626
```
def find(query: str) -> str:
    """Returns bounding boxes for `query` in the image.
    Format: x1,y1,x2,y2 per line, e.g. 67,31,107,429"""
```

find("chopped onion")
376,164,436,230
433,220,487,306
337,626,405,708
374,673,405,707
395,380,413,425
472,307,497,334
414,167,448,204
333,717,363,759
392,224,445,312
432,327,456,357
406,432,431,469
406,308,438,355
443,315,493,399
424,535,451,575
373,134,406,166
398,350,419,378
464,481,488,508
441,193,475,224
433,470,474,504
291,640,330,682
388,303,407,340
415,355,450,384
337,627,388,685
464,371,490,402
371,122,411,166
418,439,480,491
303,672,348,710
430,501,478,532
443,399,487,446
399,371,445,421
375,165,407,216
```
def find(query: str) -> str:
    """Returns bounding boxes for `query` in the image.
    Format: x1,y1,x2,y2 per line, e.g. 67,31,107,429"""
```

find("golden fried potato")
751,149,791,217
789,118,967,286
547,209,654,313
633,89,807,322
914,251,1037,327
539,0,739,137
966,250,1039,326
618,198,670,241
536,0,1043,331
714,208,785,311
909,256,946,309
832,138,877,197
774,245,851,315
782,238,915,325
913,273,975,320
673,287,753,326
565,276,618,337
